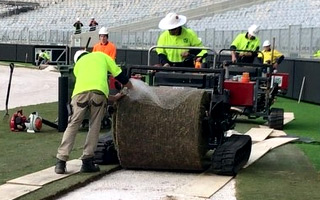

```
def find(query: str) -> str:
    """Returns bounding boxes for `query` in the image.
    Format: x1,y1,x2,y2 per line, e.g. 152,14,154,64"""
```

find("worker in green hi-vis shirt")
55,50,133,175
156,12,207,68
230,24,261,64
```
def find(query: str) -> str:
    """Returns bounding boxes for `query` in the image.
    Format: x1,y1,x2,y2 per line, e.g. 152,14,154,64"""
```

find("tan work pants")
56,91,107,161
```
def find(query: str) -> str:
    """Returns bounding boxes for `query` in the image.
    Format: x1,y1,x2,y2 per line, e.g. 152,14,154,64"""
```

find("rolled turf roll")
112,86,210,171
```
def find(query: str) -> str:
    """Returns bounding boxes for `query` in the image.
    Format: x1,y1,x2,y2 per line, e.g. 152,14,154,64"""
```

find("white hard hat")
263,40,271,47
74,50,88,63
158,12,187,30
91,17,94,19
76,17,80,21
248,24,259,36
99,27,109,35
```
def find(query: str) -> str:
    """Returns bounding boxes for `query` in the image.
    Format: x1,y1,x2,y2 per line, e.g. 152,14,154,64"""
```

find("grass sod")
237,144,320,200
0,61,35,68
0,102,80,185
273,97,320,171
16,164,120,200
236,97,320,200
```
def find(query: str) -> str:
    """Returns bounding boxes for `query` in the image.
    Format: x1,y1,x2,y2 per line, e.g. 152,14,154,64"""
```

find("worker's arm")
195,51,208,62
114,71,133,90
156,32,170,66
158,54,170,66
251,46,260,57
109,72,133,102
230,33,245,63
188,49,202,57
184,29,203,58
110,44,117,60
230,45,237,63
273,55,284,69
108,93,124,102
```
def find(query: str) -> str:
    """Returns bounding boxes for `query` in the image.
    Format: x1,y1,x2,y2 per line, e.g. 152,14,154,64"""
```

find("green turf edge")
236,144,320,200
17,165,121,200
0,61,35,68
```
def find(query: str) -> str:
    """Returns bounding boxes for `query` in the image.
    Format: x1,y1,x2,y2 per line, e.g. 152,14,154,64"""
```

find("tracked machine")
106,46,252,176
217,49,289,130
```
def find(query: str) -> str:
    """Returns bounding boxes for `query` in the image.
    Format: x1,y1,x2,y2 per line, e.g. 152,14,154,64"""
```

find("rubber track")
268,108,284,130
93,135,119,165
211,134,252,176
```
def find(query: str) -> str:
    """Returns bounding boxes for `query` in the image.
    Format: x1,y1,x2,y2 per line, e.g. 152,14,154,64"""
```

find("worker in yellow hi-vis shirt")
156,12,207,68
55,51,133,175
258,40,285,72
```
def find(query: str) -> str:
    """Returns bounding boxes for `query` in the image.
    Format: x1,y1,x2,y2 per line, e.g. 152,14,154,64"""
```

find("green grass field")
0,61,35,68
0,97,319,199
235,97,320,200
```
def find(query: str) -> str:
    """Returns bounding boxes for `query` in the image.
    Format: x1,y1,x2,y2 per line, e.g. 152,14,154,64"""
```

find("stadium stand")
0,0,320,57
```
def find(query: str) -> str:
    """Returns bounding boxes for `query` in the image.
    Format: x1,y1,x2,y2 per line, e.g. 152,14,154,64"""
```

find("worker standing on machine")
156,12,207,68
230,24,260,63
92,27,117,60
55,50,133,174
258,40,285,72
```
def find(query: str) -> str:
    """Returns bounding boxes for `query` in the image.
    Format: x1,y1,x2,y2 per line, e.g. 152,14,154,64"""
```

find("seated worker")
230,24,260,63
156,12,207,68
258,40,284,72
36,50,50,67
92,27,116,60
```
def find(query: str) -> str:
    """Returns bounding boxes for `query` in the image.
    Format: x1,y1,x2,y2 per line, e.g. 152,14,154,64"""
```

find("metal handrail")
147,45,218,68
217,48,265,64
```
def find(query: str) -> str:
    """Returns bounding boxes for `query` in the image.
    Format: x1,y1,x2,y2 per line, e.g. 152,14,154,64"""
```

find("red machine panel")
224,80,255,106
271,73,289,90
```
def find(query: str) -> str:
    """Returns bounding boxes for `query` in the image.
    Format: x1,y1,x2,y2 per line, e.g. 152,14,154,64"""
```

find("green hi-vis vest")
156,27,207,62
72,52,122,98
231,33,260,51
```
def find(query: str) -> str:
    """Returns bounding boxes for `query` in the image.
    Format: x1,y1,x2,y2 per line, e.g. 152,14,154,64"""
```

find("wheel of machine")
211,134,252,176
268,108,284,130
93,135,119,165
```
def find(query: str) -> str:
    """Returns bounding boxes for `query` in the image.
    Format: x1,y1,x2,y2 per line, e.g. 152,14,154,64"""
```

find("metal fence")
0,28,72,45
109,25,320,58
1,25,320,58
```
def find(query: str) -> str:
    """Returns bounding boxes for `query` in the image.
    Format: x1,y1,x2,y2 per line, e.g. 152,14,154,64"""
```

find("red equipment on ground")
10,110,27,131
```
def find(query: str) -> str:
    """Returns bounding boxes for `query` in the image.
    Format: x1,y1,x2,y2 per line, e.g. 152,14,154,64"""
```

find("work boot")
80,157,100,173
55,159,66,174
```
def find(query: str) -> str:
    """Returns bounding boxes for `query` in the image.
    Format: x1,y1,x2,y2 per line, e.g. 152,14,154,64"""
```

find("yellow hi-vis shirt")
231,33,260,51
258,49,283,64
72,51,122,98
156,27,207,62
